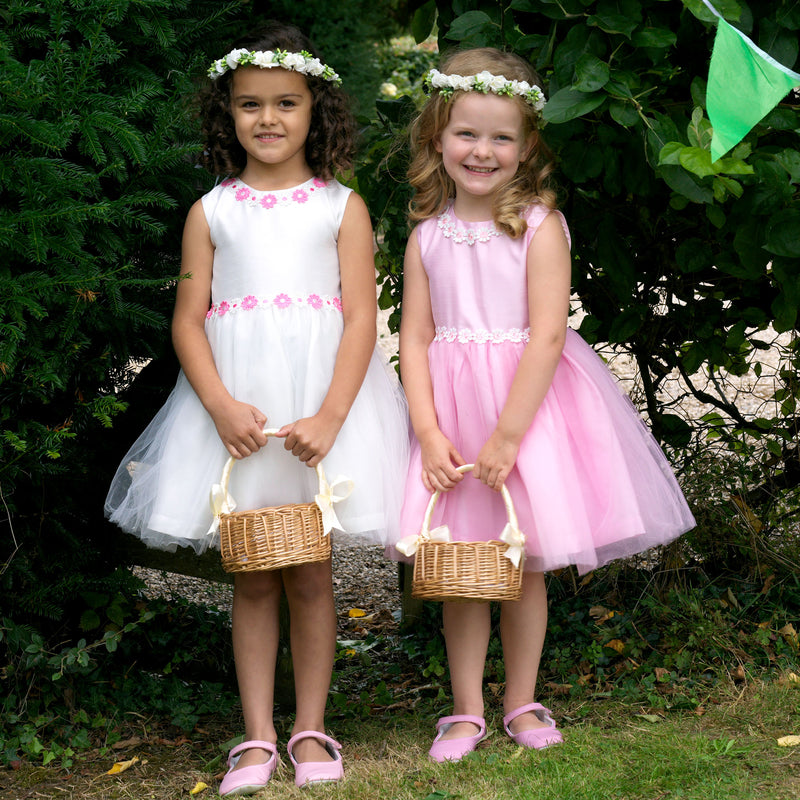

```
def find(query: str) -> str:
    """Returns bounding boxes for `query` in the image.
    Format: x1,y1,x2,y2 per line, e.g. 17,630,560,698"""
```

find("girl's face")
435,92,533,218
230,66,313,186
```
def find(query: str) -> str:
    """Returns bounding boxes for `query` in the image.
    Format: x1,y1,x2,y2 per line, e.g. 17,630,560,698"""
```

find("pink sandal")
503,703,563,750
218,740,278,797
428,715,488,763
287,731,344,787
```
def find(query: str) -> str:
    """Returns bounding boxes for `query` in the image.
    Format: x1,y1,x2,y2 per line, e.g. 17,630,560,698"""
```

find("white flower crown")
424,68,546,112
208,48,341,86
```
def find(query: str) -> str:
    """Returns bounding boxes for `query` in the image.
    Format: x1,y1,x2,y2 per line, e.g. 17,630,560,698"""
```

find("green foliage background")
1,0,799,770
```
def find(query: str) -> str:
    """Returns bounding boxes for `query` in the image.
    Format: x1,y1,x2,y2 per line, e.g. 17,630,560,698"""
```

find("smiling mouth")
464,165,497,174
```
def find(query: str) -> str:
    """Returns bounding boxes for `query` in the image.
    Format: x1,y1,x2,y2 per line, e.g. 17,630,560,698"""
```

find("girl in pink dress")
392,47,694,763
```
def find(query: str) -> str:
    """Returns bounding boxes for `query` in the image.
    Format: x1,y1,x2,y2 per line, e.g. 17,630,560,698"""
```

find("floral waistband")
433,325,530,344
207,293,342,319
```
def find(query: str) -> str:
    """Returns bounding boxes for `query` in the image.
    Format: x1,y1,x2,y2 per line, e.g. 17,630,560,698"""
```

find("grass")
4,673,799,800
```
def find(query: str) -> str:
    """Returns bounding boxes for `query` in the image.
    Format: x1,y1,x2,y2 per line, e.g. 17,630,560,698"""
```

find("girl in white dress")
105,20,408,795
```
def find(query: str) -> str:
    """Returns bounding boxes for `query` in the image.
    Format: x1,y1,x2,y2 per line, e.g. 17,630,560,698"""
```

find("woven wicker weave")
412,464,524,602
216,430,331,573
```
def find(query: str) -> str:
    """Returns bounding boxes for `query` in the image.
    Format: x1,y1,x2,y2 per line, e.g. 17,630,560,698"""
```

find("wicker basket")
411,464,525,602
215,429,332,573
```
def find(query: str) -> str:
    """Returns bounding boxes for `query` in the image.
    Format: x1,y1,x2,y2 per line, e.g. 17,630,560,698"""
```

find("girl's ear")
433,134,443,154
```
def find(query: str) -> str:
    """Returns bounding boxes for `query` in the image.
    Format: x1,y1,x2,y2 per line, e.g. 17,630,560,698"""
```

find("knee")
234,571,282,603
282,561,333,607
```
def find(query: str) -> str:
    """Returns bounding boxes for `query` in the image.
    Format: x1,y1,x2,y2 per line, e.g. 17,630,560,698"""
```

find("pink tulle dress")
391,203,695,575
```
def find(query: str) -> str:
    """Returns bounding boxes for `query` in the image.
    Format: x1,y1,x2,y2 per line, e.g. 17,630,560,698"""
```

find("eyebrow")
233,92,306,101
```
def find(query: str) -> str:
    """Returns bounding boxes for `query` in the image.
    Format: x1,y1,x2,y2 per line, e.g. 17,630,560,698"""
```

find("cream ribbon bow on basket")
207,427,353,537
395,463,526,565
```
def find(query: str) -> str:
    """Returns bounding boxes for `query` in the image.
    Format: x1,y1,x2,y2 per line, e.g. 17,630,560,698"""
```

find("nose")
472,137,492,159
259,103,278,126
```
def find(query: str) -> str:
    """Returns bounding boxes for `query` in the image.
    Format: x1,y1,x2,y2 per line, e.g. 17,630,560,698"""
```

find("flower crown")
208,48,341,86
424,68,546,112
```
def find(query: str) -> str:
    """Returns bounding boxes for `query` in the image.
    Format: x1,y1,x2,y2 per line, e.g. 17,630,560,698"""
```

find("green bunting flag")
707,15,800,161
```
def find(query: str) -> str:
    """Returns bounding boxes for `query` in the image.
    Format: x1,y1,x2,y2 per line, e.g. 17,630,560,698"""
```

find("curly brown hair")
408,48,557,238
198,20,357,181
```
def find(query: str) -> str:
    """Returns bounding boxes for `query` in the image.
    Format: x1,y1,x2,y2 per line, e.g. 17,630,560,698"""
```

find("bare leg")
438,600,491,741
500,571,550,733
282,558,337,763
230,570,282,769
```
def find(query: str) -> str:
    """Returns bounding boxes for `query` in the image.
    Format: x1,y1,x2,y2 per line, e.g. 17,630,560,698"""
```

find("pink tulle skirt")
393,329,695,575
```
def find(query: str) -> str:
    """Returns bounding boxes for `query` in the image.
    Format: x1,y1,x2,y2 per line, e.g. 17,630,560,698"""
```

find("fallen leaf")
348,608,366,618
777,735,800,747
106,756,139,775
112,736,143,750
605,639,626,654
190,781,209,795
759,573,775,594
730,494,763,532
589,605,609,619
654,667,670,682
634,713,662,724
544,682,572,695
787,672,800,684
779,624,798,649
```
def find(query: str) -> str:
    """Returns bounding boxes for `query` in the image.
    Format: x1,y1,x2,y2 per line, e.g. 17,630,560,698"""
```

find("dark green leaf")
573,53,610,92
542,88,605,123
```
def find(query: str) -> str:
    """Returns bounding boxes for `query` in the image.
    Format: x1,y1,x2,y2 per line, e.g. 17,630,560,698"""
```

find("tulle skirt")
106,307,409,552
393,328,695,575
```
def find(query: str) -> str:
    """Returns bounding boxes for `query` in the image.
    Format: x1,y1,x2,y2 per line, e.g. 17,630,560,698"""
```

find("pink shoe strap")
287,730,342,765
435,714,486,733
503,702,553,730
228,739,278,766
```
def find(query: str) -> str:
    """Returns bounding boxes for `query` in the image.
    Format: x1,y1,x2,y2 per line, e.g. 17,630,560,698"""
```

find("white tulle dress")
105,176,409,553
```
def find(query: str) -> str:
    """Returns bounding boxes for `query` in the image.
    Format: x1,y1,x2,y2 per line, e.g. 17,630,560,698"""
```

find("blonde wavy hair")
408,48,556,238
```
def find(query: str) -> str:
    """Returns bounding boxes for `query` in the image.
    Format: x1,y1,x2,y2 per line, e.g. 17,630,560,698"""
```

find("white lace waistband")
433,326,530,344
206,293,342,319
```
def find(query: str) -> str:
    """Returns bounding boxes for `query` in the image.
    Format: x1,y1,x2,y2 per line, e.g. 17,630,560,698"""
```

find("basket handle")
208,427,353,537
396,464,525,566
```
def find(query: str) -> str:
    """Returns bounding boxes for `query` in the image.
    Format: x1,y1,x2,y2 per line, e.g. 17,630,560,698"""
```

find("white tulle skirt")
105,306,409,552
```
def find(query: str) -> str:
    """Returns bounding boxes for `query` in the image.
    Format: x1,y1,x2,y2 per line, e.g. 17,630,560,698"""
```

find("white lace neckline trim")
437,208,501,246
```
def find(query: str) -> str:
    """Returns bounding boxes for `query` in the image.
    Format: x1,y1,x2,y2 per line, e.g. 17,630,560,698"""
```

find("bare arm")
279,191,377,467
171,199,268,459
473,212,572,490
399,229,465,493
